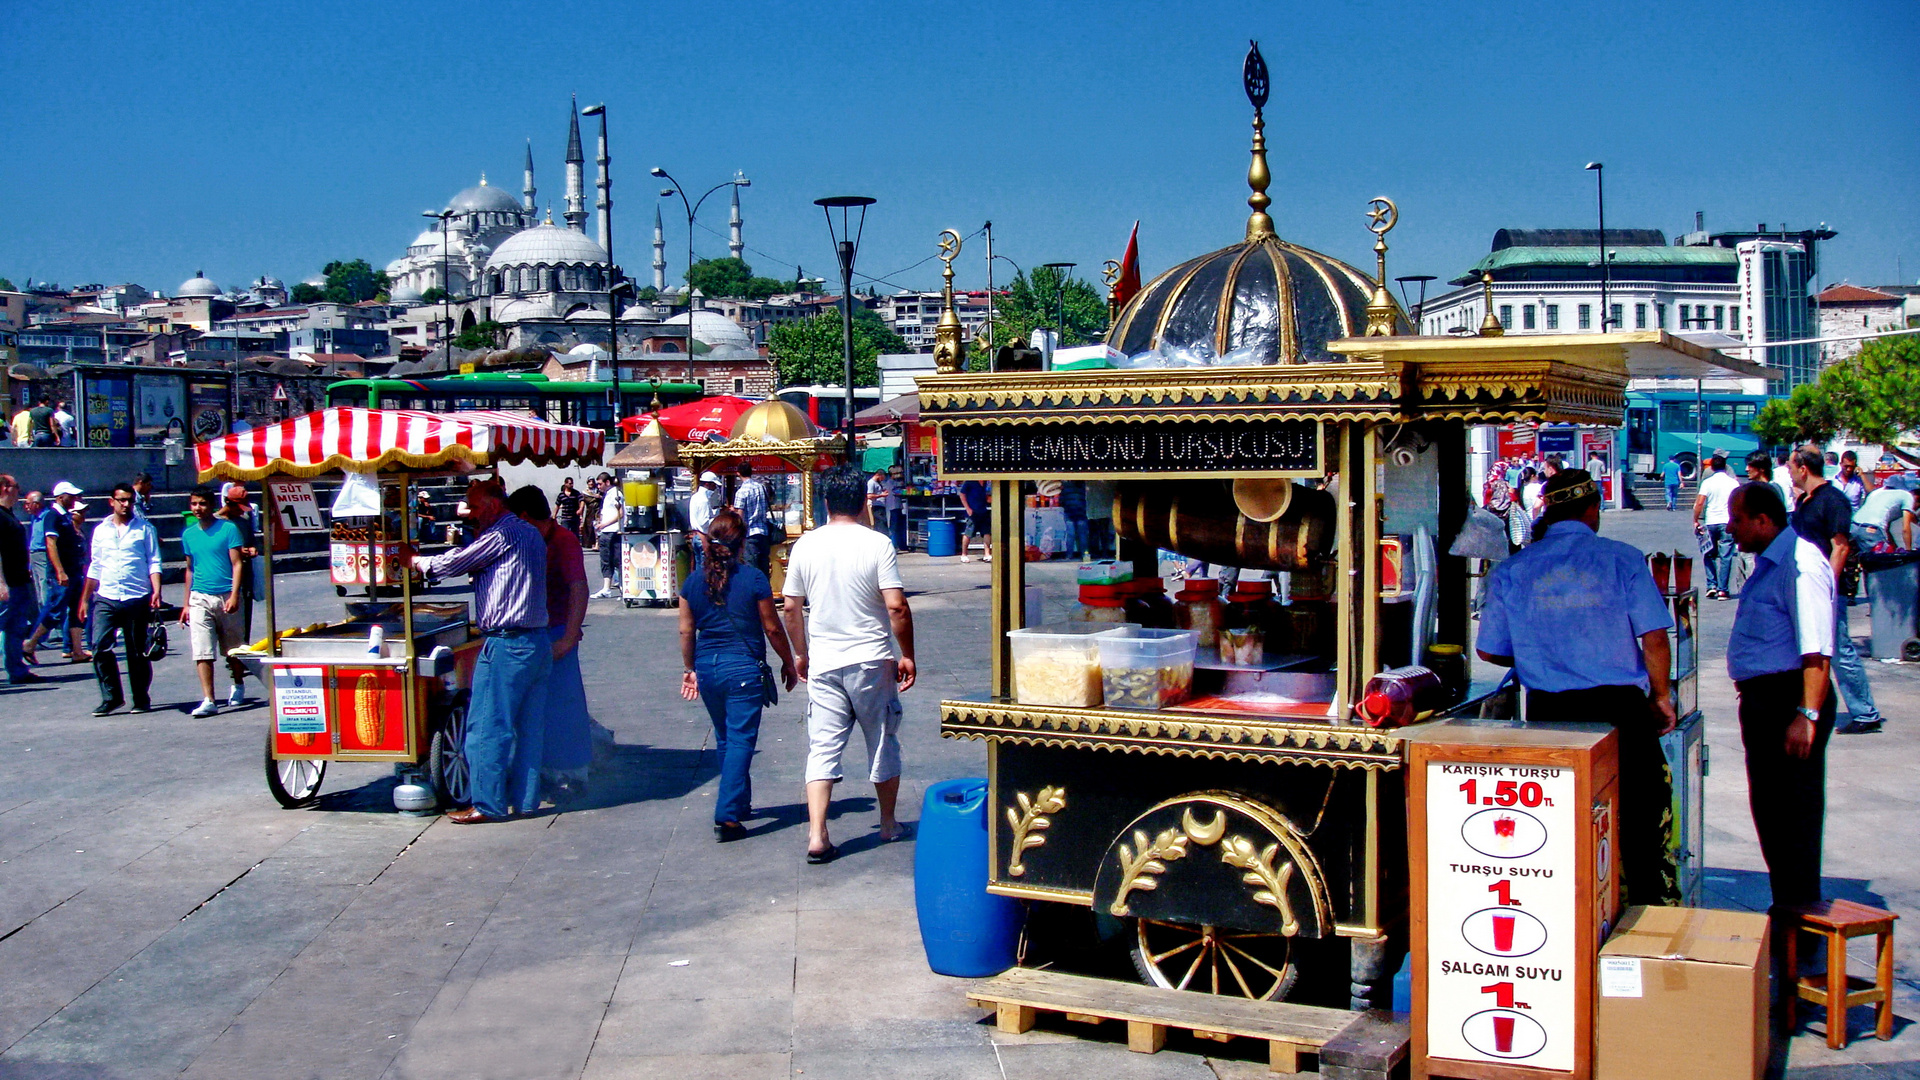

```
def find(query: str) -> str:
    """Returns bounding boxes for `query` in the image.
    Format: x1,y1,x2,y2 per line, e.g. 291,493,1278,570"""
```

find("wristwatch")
1796,706,1819,722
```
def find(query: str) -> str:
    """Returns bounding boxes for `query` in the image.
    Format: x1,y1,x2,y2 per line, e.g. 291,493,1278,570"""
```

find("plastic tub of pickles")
1094,627,1200,709
1008,624,1134,707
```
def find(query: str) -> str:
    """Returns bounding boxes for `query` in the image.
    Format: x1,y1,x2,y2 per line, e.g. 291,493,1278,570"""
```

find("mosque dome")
564,306,611,323
487,224,609,270
621,304,661,321
448,176,522,214
409,228,448,254
1105,43,1407,364
389,283,424,304
666,310,752,350
177,271,220,298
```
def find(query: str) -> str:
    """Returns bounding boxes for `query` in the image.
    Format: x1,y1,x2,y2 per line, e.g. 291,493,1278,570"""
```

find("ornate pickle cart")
676,399,846,594
920,44,1770,1028
196,407,605,810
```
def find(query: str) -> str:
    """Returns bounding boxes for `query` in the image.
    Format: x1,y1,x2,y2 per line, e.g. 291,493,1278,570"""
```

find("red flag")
1113,221,1142,311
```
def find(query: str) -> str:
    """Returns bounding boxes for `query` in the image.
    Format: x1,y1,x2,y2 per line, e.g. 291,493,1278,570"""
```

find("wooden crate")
967,967,1404,1076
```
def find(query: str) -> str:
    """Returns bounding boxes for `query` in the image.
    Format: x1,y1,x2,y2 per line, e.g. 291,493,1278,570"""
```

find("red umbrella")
620,396,756,443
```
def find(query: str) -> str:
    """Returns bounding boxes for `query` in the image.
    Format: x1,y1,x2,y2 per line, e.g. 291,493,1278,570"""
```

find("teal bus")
324,372,705,433
1623,390,1771,479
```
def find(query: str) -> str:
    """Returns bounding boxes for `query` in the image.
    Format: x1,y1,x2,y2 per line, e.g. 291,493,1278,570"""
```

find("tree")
290,283,324,304
1824,335,1920,465
311,259,391,305
0,278,13,292
686,257,791,301
1750,336,1920,465
767,308,907,387
420,286,451,304
451,320,508,351
968,265,1107,370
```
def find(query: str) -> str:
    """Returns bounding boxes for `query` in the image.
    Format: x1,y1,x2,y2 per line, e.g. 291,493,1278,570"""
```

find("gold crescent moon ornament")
938,228,963,265
1366,196,1398,237
1182,806,1228,846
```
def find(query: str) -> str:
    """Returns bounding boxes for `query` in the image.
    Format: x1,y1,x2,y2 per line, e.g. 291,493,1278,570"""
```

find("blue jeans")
1833,598,1881,724
4,579,37,680
1702,524,1733,593
1065,517,1089,559
465,630,553,818
35,577,78,652
542,628,592,773
696,652,764,826
1664,483,1679,511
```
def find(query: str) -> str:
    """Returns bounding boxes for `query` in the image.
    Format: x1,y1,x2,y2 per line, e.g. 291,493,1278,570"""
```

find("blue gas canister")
925,517,961,558
914,777,1024,977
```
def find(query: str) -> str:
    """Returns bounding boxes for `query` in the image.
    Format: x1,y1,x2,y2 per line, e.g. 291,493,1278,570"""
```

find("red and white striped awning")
196,408,605,481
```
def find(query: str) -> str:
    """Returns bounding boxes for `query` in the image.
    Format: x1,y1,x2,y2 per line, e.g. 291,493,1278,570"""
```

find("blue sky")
3,1,1914,300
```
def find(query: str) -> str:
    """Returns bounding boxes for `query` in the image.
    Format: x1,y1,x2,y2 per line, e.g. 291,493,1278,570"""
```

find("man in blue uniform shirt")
1478,469,1679,905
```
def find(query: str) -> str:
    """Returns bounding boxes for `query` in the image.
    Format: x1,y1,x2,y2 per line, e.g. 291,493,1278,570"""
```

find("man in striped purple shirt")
403,478,550,823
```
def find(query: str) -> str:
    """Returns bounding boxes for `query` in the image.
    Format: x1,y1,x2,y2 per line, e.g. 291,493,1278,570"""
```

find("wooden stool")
1782,899,1898,1049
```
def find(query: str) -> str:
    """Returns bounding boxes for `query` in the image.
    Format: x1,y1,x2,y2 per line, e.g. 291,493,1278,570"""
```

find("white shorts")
187,591,245,662
805,660,903,784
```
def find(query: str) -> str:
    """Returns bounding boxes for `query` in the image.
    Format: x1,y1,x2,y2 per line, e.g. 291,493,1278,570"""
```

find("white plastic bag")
1449,505,1511,561
330,469,382,518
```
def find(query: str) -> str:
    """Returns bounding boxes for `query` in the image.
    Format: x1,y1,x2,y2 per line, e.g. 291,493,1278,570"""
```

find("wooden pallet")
968,967,1406,1077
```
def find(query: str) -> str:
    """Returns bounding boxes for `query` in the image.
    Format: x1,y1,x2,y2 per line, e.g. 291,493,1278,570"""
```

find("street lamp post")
580,103,626,426
605,280,633,427
1041,262,1076,357
422,208,457,368
1585,162,1609,332
1395,275,1436,331
651,167,750,384
814,195,876,461
987,252,1023,368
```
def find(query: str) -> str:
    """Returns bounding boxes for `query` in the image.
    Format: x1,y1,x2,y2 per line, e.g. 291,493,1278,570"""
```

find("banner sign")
939,419,1322,478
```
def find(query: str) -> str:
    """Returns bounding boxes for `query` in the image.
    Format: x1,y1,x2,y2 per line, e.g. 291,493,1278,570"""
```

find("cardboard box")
1595,906,1770,1080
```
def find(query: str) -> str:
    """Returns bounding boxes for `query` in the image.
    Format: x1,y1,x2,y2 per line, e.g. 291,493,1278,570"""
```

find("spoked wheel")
264,729,326,808
1131,919,1298,1001
428,696,469,808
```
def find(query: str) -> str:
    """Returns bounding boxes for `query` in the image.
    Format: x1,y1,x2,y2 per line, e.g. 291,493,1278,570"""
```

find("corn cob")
353,673,383,746
291,731,315,747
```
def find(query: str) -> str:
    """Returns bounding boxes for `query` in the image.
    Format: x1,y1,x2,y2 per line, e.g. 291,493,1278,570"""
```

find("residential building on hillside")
878,290,990,351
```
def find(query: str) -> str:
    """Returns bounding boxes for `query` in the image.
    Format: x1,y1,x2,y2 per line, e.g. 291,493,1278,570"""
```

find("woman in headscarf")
678,509,798,840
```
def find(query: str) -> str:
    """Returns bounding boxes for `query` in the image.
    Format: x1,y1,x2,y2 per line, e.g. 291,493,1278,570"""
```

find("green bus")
324,372,705,433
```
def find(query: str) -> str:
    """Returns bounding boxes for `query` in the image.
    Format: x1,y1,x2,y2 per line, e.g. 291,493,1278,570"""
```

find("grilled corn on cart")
921,46,1767,1012
196,407,606,810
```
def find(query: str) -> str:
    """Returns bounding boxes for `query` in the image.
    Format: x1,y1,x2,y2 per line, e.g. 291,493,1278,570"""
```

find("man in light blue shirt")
77,482,164,715
733,462,773,576
1726,481,1834,913
1478,469,1677,905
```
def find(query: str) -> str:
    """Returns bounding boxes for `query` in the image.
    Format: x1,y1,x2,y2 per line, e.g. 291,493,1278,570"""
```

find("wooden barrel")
1114,480,1333,571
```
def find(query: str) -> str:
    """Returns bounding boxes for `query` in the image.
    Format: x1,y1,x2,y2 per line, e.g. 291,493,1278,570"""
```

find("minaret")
652,206,667,291
592,109,612,257
563,95,587,232
728,183,744,261
522,140,537,213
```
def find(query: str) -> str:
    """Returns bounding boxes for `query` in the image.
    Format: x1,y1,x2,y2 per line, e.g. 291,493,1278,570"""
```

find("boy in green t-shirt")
179,485,245,717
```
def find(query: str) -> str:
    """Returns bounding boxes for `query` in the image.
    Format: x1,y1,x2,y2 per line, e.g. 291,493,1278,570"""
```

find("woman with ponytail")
678,508,798,840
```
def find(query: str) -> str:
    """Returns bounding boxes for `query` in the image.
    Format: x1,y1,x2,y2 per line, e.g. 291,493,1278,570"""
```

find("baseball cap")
51,481,82,496
699,471,720,484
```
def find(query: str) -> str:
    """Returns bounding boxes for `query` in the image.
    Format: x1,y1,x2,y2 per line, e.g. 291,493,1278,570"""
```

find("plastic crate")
1094,627,1199,709
1007,623,1130,707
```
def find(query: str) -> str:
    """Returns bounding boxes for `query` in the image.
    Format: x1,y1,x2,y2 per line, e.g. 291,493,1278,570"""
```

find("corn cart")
195,407,606,811
675,398,845,596
920,45,1768,1016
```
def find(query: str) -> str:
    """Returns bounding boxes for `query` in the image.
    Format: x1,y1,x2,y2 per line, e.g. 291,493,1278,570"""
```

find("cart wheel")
1130,918,1298,1001
429,699,470,807
263,729,326,808
624,599,636,608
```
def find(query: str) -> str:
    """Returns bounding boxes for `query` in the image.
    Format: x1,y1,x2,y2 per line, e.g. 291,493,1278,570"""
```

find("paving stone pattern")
0,508,1913,1077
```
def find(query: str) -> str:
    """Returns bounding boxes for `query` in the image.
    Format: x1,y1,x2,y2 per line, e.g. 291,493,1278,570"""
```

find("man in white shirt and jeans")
78,481,164,715
1692,454,1740,599
782,465,917,864
591,473,624,598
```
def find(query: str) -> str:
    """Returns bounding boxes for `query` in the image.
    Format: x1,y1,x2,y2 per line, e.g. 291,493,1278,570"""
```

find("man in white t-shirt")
1692,454,1740,599
591,473,624,598
782,464,917,864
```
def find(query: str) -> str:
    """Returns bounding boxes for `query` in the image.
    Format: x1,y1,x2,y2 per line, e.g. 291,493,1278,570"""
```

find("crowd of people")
7,397,79,448
1478,440,1908,950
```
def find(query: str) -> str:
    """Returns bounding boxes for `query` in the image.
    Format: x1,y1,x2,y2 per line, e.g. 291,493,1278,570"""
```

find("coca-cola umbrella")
619,396,756,444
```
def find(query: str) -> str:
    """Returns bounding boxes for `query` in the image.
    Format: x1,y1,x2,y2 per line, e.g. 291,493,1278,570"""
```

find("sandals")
805,844,839,865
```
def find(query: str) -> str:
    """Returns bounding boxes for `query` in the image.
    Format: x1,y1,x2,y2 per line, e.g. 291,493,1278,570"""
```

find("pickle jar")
1122,577,1176,629
1074,582,1131,624
1172,578,1224,649
1223,579,1283,660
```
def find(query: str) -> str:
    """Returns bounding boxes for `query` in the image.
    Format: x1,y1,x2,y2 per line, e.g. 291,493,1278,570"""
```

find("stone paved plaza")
1,507,1916,1078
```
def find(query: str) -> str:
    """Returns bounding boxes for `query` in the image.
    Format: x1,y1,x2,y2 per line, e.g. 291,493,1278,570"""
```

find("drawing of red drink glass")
1491,913,1517,953
1492,814,1517,853
1493,1015,1516,1054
